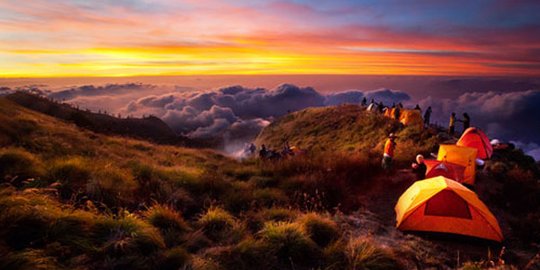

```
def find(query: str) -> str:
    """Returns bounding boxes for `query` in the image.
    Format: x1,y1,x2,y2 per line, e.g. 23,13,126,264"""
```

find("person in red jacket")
382,133,397,170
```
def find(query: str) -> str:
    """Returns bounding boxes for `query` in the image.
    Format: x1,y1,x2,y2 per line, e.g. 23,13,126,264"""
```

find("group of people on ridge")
380,106,472,175
448,112,471,136
362,97,433,127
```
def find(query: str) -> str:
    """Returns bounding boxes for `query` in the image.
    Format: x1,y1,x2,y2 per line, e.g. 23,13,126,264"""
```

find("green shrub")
144,205,190,247
257,221,322,268
197,207,243,243
346,238,402,270
0,148,44,186
48,157,92,200
299,213,340,247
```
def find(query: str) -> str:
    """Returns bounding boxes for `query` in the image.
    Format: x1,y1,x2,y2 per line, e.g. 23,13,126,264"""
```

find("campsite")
0,92,539,270
1,1,540,269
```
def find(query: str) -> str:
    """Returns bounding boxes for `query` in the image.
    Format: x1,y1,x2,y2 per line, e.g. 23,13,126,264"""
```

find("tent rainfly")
437,144,478,185
457,127,493,160
395,176,503,242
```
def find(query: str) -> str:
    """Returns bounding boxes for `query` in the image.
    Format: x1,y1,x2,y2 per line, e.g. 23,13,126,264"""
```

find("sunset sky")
1,0,540,77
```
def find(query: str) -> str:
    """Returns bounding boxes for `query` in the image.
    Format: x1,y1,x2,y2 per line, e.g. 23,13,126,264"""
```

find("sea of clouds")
4,82,538,159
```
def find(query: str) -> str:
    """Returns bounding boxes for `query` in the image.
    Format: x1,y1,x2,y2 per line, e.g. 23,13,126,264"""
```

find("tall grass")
197,207,244,244
257,221,322,268
0,148,44,186
144,205,190,247
346,238,403,270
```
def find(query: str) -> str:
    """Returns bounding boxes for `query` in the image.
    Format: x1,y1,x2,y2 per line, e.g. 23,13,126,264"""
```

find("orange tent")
437,145,477,185
399,109,423,128
457,127,493,160
384,107,393,118
389,107,396,119
424,160,466,183
395,176,503,242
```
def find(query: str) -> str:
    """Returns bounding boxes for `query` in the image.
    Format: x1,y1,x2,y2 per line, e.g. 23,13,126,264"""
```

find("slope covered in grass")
1,97,538,269
256,104,439,165
0,97,421,269
5,92,189,145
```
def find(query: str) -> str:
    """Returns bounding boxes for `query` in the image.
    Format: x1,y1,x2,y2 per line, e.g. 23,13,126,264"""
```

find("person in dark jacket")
411,154,427,180
377,102,384,113
259,144,268,159
462,113,470,131
394,105,401,120
423,106,432,126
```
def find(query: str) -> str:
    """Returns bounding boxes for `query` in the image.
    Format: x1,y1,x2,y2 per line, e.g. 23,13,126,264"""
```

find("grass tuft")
197,207,243,243
257,221,322,268
0,148,44,186
144,205,190,247
298,213,340,247
346,238,403,270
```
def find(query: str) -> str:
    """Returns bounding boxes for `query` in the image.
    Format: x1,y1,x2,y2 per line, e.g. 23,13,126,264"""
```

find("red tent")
424,160,466,183
457,127,493,159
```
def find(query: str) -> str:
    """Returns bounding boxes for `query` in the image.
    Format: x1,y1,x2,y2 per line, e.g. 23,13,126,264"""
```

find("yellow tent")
399,109,423,128
395,176,503,242
437,144,477,185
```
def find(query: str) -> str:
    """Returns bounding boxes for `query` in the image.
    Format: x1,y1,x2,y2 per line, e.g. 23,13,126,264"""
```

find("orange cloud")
0,0,539,77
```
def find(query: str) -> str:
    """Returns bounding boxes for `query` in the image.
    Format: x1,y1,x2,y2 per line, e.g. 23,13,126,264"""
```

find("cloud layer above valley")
122,84,410,141
40,83,540,159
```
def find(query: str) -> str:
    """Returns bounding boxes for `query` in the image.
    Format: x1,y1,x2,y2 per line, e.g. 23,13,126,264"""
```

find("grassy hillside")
256,104,439,165
5,92,190,145
1,98,539,269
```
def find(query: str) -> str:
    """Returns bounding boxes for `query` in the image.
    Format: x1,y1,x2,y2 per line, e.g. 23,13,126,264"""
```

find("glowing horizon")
1,0,540,78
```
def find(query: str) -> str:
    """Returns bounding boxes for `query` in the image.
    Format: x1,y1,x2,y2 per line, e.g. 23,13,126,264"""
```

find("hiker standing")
394,105,401,120
462,113,470,131
382,133,397,170
423,106,432,126
449,113,456,136
248,143,256,155
411,154,427,180
361,97,367,107
259,144,268,159
377,102,384,113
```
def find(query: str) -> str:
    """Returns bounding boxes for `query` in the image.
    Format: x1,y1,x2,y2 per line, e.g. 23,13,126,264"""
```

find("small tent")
384,107,392,118
395,176,503,242
437,144,477,185
457,127,493,160
389,107,396,119
424,160,466,183
399,109,423,128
